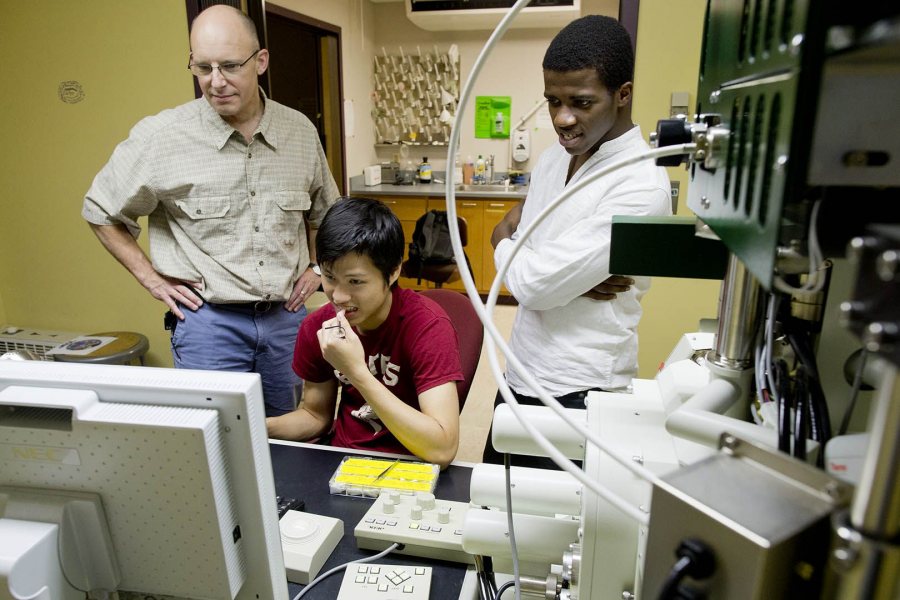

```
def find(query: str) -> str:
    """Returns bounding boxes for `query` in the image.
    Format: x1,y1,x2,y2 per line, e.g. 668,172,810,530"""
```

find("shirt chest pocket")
272,191,310,246
172,196,236,255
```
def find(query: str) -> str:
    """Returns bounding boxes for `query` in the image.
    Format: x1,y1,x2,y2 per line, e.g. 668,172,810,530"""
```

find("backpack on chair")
406,210,459,284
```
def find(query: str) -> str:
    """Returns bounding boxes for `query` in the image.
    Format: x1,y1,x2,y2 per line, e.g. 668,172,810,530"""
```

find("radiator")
0,325,84,360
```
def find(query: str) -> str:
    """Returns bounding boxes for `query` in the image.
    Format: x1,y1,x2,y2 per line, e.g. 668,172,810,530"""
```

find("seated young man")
266,197,463,468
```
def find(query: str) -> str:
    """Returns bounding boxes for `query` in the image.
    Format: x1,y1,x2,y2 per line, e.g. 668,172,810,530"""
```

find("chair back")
418,289,483,409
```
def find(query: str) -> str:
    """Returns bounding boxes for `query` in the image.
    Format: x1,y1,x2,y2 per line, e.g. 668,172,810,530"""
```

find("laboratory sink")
455,183,522,193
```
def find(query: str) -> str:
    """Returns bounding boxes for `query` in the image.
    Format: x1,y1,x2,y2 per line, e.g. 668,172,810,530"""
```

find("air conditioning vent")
407,0,580,31
0,326,84,360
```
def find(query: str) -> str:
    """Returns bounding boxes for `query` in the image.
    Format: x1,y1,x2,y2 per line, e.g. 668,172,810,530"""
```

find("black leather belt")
208,301,281,314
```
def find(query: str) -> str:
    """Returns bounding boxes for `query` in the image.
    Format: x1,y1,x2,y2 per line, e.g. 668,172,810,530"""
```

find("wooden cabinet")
481,199,519,296
368,194,521,295
427,198,483,293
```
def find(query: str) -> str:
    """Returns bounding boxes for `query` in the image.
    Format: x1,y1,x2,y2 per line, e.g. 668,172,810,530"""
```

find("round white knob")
416,492,436,510
383,499,396,514
437,507,451,524
280,515,318,543
388,491,402,503
410,505,423,520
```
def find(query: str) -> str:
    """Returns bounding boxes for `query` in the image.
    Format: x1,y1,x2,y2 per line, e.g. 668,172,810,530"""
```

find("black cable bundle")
774,360,792,453
787,330,832,466
793,366,810,461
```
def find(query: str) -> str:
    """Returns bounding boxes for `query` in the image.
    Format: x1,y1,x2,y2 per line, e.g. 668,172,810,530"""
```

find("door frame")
265,3,347,193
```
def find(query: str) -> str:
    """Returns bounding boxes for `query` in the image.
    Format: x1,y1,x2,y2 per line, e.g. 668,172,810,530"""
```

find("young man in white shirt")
483,15,671,465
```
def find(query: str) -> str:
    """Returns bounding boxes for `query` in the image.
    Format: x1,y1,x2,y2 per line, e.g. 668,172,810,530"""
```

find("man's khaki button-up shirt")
83,93,340,303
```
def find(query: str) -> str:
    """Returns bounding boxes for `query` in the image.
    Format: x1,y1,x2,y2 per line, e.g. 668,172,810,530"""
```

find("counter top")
349,175,528,199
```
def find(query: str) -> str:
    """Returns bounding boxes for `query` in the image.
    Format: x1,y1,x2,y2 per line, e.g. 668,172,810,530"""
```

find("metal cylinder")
712,254,761,368
852,366,900,537
829,367,900,600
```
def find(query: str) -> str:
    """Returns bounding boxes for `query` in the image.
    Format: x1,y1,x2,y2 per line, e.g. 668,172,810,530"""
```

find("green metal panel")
610,216,728,280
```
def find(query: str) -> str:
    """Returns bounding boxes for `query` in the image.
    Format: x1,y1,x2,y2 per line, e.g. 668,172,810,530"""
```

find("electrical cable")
493,580,516,599
504,452,521,600
787,330,832,444
657,555,693,600
763,293,782,407
292,542,401,600
443,0,693,527
773,199,826,294
793,366,809,460
655,538,716,600
839,348,868,435
774,359,792,453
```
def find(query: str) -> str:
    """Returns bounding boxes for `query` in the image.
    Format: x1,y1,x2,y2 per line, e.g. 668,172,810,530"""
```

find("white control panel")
280,510,343,584
354,492,474,564
337,563,432,600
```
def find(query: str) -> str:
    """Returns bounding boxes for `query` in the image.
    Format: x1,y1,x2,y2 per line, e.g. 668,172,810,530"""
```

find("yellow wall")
1,0,716,374
631,0,722,377
0,0,192,366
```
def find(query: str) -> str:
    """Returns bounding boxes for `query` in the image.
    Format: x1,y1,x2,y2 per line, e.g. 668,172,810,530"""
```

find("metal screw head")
701,196,710,209
823,480,844,501
847,236,867,262
709,90,721,104
832,546,858,571
864,322,898,352
775,154,789,171
876,249,899,282
839,301,859,327
791,33,804,55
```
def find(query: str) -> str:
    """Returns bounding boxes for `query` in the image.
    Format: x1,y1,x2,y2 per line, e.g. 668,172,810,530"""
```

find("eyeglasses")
188,49,260,77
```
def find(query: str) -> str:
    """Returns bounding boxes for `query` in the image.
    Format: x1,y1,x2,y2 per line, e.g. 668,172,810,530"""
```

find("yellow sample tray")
329,456,439,497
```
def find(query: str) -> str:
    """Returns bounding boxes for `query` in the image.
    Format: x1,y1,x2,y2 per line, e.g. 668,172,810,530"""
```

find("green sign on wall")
475,96,511,139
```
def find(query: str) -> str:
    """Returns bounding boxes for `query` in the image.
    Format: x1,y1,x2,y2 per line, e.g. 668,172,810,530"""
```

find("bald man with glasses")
83,5,339,417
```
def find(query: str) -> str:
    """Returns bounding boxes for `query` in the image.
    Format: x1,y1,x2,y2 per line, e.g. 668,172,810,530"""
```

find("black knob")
654,118,693,166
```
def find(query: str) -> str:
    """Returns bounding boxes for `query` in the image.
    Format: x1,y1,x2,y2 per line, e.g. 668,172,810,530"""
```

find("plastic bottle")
462,155,475,185
418,157,432,183
453,153,463,185
494,111,505,134
474,155,486,184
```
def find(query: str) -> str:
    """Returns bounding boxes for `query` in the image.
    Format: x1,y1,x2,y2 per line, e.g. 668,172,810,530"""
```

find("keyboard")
336,563,432,599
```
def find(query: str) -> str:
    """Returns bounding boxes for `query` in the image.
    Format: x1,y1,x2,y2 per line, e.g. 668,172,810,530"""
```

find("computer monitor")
0,360,288,600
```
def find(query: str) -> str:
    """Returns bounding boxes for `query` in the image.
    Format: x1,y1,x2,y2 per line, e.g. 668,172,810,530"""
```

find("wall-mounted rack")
371,44,460,147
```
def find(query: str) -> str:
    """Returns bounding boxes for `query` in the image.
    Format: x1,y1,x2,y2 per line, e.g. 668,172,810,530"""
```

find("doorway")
265,5,346,192
184,1,347,192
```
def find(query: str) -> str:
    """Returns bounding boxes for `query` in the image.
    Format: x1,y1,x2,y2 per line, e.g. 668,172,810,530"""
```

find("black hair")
542,15,634,91
316,197,405,286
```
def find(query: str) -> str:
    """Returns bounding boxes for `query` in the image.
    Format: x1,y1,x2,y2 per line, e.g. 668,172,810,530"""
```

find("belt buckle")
253,300,272,313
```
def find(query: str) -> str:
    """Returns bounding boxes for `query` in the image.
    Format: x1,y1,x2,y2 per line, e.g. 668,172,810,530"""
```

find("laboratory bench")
348,175,527,294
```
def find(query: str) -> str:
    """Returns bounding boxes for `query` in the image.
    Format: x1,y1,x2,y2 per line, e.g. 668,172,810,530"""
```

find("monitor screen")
0,360,288,600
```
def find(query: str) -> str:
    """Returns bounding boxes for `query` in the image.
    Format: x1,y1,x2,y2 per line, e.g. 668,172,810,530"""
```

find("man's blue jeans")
170,302,307,417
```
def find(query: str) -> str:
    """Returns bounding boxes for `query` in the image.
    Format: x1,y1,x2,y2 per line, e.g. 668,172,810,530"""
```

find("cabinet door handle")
489,203,506,208
461,202,477,207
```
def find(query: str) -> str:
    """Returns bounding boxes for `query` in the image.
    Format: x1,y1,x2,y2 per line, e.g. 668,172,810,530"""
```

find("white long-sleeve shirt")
495,126,671,395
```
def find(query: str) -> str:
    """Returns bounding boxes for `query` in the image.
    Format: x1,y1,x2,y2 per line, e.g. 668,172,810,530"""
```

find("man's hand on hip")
286,266,321,312
146,273,203,319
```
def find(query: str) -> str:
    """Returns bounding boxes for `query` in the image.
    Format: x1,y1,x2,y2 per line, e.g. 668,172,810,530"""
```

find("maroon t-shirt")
292,287,464,455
